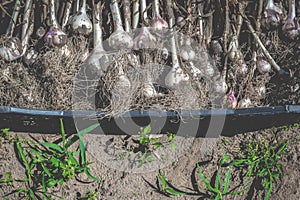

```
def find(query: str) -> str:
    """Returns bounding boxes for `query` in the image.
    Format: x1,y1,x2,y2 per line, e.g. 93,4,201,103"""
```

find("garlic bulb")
282,0,300,40
134,27,156,49
71,0,93,35
151,0,168,30
23,48,38,65
45,0,67,47
0,37,22,61
262,0,284,30
257,55,271,73
238,98,252,108
227,90,237,108
228,36,240,62
180,37,196,61
109,0,133,49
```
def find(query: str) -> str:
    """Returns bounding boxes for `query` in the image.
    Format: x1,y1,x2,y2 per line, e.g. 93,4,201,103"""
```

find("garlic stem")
81,0,87,12
151,0,168,30
5,0,21,37
205,14,213,46
109,0,133,49
21,0,33,46
141,0,148,23
282,0,299,40
75,0,80,12
245,18,281,71
111,0,124,31
71,0,93,35
93,2,104,51
50,0,60,29
62,0,73,29
152,0,160,18
165,0,189,87
197,4,204,44
132,0,140,29
45,0,67,47
288,0,296,19
123,0,131,32
266,0,274,9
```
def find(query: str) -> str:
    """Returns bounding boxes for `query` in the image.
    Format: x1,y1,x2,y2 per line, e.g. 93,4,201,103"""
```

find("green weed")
79,190,99,200
197,155,245,200
0,119,100,199
157,173,186,197
137,125,175,168
228,139,289,200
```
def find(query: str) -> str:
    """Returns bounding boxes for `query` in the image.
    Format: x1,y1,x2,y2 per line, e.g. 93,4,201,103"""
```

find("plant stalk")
123,0,131,32
132,0,140,29
110,0,124,32
245,19,281,71
5,0,21,37
62,0,73,29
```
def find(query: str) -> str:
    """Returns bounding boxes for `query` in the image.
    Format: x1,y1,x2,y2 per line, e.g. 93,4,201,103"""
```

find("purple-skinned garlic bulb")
70,0,93,35
109,0,133,50
282,0,300,40
45,0,68,47
151,0,168,30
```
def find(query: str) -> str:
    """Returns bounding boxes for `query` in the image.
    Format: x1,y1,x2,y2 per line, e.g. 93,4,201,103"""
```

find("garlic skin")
236,62,248,76
165,67,189,88
214,79,228,94
262,0,284,30
176,16,186,28
134,27,157,49
109,0,133,50
180,38,196,61
282,0,300,40
23,48,38,65
238,98,252,108
36,27,46,38
161,47,169,60
0,37,22,61
70,0,93,35
151,0,168,31
255,85,267,98
210,40,223,57
256,56,271,74
227,90,237,108
46,0,68,48
228,36,240,62
44,28,68,48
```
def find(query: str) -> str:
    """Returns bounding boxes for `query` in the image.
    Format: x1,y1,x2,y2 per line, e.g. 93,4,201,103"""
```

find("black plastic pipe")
0,105,299,137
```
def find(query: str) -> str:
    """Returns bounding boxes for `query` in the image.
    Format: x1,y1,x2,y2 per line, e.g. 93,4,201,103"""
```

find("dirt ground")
0,124,299,200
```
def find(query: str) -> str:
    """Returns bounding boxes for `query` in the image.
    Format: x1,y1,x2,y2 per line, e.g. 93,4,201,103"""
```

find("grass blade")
65,123,99,149
15,137,29,167
215,170,221,190
40,142,63,153
197,165,219,194
165,188,185,196
84,168,101,182
222,168,231,194
60,119,66,149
